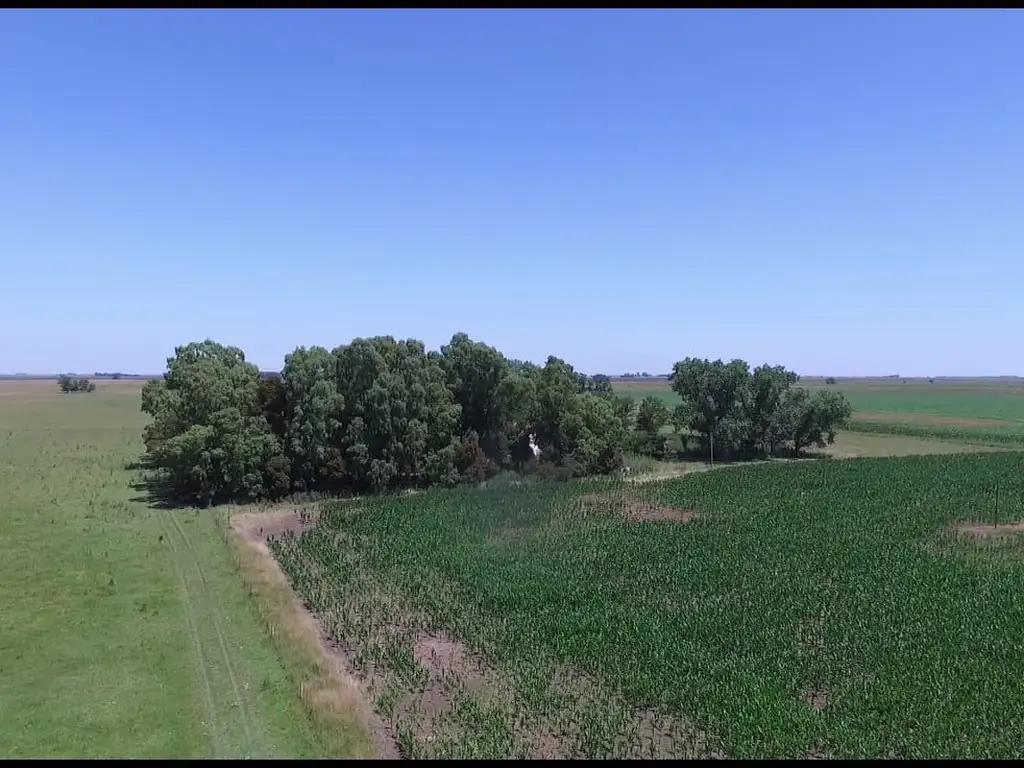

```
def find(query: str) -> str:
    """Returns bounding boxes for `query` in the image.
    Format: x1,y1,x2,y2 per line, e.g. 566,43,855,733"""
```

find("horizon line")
2,373,1023,381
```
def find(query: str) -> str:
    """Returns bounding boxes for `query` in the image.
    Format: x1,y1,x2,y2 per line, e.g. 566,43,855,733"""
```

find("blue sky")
2,10,1022,376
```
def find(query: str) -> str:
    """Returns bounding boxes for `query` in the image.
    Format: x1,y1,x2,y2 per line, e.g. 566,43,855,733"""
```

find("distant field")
270,451,1024,758
613,377,1024,444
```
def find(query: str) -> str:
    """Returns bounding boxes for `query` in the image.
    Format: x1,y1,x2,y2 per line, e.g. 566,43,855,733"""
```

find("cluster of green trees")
655,358,853,461
139,337,853,506
141,336,635,505
58,375,96,393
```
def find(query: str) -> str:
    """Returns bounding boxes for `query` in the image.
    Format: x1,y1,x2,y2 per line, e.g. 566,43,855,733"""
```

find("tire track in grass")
165,510,259,756
157,510,227,758
160,510,270,758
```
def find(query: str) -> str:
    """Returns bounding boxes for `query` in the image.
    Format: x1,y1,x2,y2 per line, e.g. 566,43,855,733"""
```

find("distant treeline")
93,372,152,380
138,335,853,507
616,372,671,379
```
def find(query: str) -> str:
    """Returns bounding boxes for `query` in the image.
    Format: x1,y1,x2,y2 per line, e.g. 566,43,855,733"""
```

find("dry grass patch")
952,521,1024,541
226,506,391,758
802,682,832,713
232,505,320,542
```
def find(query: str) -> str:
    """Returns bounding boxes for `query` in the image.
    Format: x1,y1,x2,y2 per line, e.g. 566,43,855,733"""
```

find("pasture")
2,375,1022,758
0,379,366,758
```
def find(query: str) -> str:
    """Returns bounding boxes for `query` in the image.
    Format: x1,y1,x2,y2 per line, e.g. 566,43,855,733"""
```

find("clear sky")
2,10,1022,377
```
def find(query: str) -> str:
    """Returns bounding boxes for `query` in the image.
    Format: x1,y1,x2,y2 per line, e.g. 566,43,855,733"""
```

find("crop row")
844,419,1024,446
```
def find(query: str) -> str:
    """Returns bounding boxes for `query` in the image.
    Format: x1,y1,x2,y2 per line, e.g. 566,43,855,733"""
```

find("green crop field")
834,390,1024,423
270,452,1024,759
0,380,361,758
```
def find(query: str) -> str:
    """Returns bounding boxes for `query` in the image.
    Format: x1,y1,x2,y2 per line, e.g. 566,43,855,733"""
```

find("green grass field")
0,380,352,758
3,376,1023,758
271,452,1024,759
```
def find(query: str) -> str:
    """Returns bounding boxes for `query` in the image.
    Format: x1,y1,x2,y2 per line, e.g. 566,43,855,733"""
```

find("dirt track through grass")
0,381,330,758
158,509,257,757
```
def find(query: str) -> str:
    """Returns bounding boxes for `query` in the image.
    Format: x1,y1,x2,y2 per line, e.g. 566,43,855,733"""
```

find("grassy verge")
0,383,335,757
221,506,378,758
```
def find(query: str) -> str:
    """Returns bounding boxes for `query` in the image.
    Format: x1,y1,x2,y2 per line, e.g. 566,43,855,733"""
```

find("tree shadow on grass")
125,455,191,510
651,433,836,466
640,445,833,469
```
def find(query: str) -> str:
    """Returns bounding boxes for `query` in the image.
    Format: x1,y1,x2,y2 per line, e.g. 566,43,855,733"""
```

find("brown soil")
797,617,826,654
802,682,832,712
402,632,510,749
583,492,699,524
232,504,320,543
803,745,832,760
853,411,1016,429
953,521,1024,540
413,633,492,692
546,665,723,759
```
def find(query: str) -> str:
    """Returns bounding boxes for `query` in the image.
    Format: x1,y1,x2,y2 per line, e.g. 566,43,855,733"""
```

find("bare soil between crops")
582,492,699,524
802,682,832,712
953,521,1024,540
231,504,724,759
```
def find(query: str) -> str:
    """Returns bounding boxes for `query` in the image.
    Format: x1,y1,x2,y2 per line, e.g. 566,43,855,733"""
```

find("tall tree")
632,395,670,457
439,333,512,466
670,358,751,459
498,361,542,467
280,346,344,492
140,340,287,504
739,364,799,456
774,387,853,454
333,337,461,492
57,375,96,393
576,372,614,397
534,356,584,460
560,392,626,475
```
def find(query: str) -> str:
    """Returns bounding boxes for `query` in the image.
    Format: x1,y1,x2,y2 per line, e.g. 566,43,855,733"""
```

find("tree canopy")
140,335,630,505
139,336,853,505
669,358,852,460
